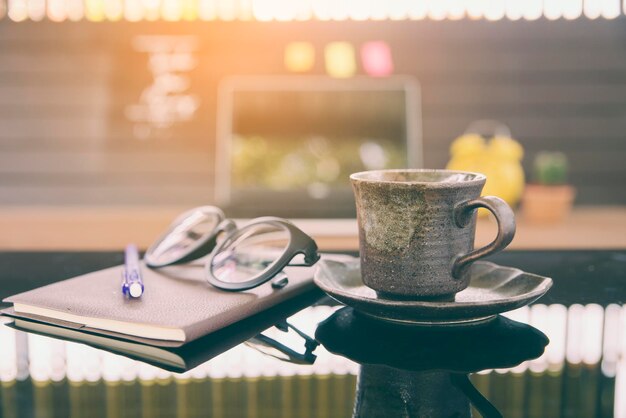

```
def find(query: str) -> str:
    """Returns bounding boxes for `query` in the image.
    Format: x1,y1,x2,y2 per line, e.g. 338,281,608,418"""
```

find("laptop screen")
216,76,421,218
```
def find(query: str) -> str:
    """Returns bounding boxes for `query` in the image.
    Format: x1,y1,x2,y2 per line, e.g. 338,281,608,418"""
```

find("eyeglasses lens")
149,210,221,265
210,223,290,284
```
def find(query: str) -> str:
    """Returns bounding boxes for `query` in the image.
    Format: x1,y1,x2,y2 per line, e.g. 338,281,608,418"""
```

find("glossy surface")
316,308,549,417
0,250,625,418
144,206,225,267
210,223,290,284
315,259,552,324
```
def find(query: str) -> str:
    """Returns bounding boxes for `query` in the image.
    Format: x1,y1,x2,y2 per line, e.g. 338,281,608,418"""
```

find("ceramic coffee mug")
350,169,516,299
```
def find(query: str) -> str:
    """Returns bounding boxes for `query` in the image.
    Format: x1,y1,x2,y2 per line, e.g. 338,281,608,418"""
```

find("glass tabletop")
0,250,624,418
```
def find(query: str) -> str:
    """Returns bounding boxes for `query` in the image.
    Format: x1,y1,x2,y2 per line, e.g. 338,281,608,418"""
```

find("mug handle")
452,196,516,279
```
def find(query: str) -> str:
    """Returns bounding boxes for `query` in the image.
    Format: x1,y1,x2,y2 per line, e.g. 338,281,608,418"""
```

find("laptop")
215,76,422,219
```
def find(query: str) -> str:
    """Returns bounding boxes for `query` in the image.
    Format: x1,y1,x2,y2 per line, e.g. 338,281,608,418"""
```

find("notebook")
6,288,323,373
2,261,317,347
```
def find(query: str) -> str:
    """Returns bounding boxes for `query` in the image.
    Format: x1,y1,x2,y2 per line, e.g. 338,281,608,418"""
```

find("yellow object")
447,134,487,172
324,42,357,78
447,133,525,215
285,42,315,73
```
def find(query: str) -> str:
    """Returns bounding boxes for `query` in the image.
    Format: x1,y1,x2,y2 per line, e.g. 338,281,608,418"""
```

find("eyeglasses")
144,206,320,291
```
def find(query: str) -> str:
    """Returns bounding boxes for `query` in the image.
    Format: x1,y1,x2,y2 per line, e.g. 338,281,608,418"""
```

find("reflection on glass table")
316,307,549,418
0,250,624,418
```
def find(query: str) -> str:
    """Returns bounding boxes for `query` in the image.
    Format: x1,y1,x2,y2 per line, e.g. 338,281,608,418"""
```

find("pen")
122,244,144,298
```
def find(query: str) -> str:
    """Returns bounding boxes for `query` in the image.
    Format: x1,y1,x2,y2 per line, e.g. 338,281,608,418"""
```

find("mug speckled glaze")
350,169,516,299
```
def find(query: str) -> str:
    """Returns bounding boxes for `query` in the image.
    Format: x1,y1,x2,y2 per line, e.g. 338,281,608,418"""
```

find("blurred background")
0,0,625,249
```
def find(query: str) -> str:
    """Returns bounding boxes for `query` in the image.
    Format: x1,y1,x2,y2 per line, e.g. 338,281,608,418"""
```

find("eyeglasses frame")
205,216,320,291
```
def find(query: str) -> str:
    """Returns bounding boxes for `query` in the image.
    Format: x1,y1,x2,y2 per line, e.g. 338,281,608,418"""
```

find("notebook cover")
2,261,316,347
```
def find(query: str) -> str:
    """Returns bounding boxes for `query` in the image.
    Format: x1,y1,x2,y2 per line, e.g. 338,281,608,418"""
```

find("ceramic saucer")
314,258,553,326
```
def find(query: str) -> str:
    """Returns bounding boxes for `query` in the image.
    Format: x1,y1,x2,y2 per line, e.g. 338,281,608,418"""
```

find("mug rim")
350,169,486,187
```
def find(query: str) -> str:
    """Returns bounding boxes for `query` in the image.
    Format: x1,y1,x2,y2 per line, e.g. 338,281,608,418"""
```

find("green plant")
533,151,568,185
